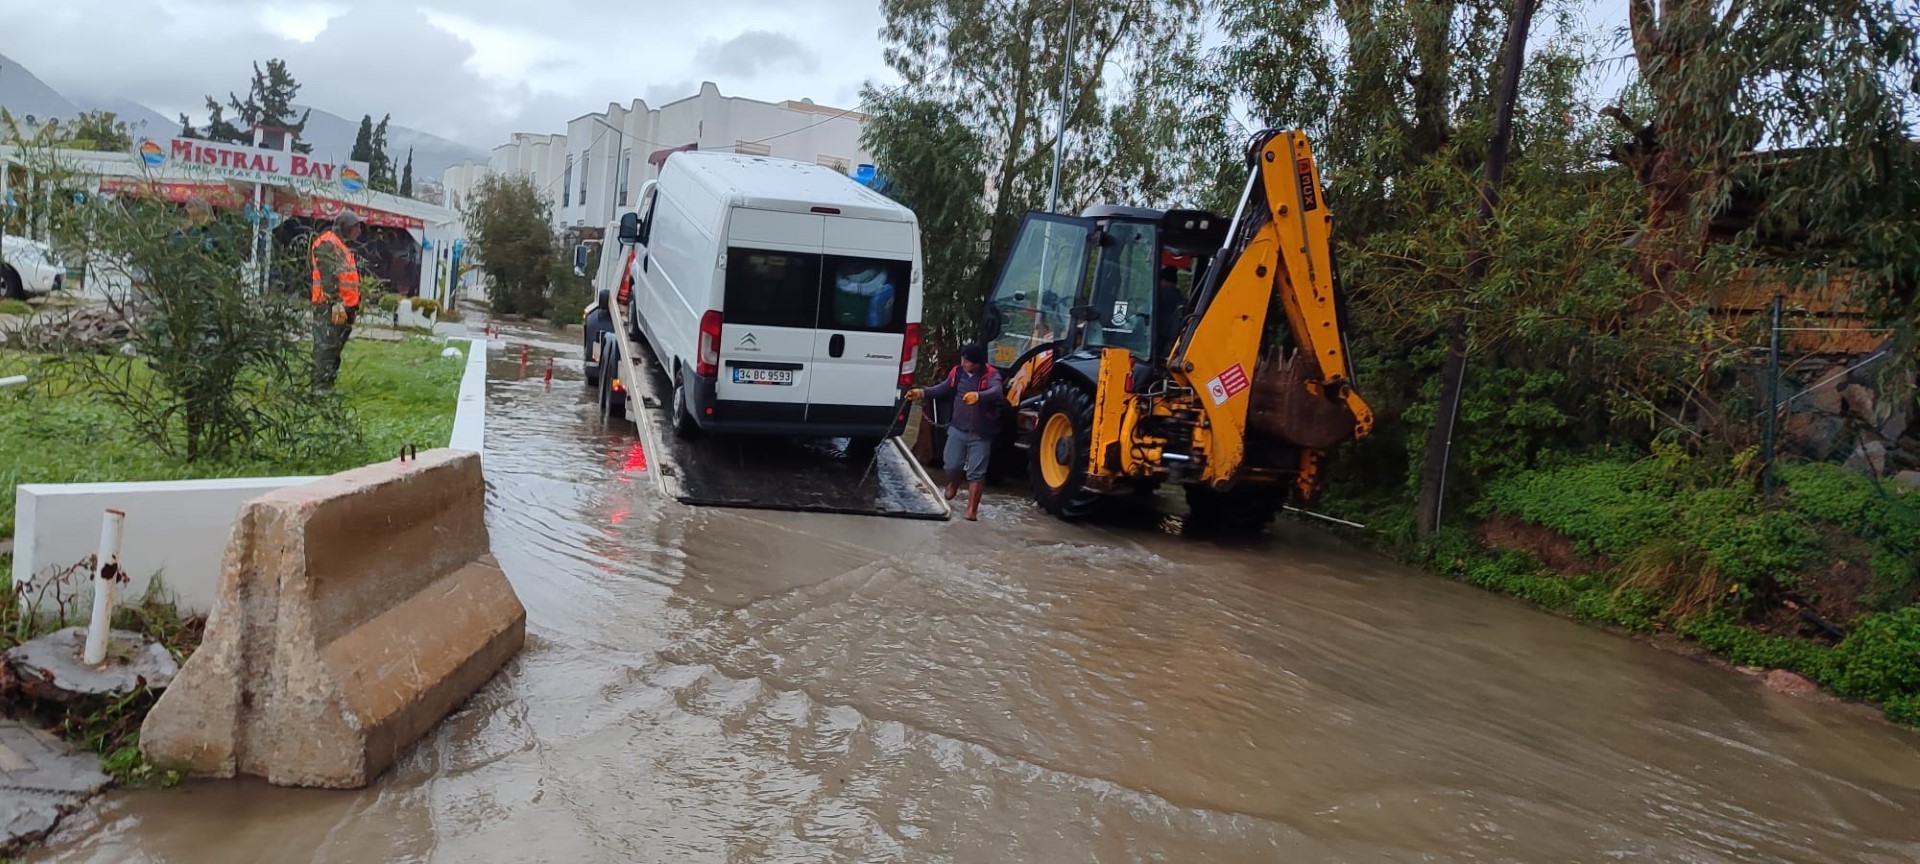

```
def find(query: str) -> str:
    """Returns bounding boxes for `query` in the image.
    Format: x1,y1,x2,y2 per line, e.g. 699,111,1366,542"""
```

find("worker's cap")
334,210,363,230
960,342,987,365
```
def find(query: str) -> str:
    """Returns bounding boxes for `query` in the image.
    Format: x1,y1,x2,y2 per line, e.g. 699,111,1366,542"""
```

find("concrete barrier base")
140,449,525,789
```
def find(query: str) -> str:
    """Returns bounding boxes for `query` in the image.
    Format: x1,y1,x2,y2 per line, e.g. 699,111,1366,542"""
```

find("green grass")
0,299,32,316
0,336,465,538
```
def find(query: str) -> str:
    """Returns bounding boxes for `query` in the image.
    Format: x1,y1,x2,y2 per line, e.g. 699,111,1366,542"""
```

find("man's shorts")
943,429,991,482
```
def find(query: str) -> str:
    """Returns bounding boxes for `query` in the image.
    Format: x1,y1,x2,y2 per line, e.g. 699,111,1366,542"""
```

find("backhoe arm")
1170,130,1374,485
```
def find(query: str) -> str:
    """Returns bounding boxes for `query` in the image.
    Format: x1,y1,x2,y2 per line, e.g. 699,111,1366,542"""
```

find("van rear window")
724,249,822,329
722,247,913,333
822,256,910,334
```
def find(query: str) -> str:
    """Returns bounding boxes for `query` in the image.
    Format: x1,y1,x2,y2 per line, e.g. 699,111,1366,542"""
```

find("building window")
734,141,771,157
563,156,573,207
619,148,631,206
817,155,850,174
580,153,590,207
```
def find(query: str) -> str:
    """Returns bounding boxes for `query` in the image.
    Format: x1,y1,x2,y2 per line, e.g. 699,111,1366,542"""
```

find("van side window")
637,190,658,246
724,248,823,328
821,256,911,334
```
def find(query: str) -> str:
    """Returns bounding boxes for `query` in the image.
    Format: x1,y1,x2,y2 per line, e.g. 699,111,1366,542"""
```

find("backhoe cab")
979,129,1373,531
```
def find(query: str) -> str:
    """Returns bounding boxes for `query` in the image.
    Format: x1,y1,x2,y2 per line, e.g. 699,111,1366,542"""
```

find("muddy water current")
31,321,1920,863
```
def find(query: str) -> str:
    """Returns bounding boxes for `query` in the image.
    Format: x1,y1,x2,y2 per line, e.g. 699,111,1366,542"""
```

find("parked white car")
1,234,65,299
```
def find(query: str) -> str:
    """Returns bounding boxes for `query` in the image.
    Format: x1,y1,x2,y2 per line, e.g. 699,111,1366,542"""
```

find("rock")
1879,401,1912,443
1841,383,1876,420
0,720,111,855
1795,374,1845,414
5,627,179,702
1895,470,1920,492
1782,412,1850,461
1763,669,1820,696
1843,440,1890,477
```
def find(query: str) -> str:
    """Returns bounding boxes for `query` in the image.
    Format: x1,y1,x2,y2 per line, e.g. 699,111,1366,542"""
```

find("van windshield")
724,247,911,333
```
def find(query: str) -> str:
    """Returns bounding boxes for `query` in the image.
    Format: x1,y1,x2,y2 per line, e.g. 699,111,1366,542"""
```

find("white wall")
11,337,490,615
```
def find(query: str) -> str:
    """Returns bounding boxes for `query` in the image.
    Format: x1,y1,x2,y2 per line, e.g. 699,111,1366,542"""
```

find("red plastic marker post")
544,357,553,389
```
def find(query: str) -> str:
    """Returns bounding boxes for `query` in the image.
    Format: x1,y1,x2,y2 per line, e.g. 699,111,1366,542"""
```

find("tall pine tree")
188,59,312,152
350,115,376,164
400,148,414,197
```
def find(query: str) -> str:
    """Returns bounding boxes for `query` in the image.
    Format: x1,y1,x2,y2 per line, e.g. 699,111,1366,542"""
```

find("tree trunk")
1416,0,1535,540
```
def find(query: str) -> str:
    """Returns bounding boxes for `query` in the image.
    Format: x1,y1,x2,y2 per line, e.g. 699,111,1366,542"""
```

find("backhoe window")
985,217,1092,367
1083,221,1158,358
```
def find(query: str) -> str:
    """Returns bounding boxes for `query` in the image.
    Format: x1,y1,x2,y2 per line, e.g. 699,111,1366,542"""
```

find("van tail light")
696,311,722,378
899,323,921,388
615,251,633,306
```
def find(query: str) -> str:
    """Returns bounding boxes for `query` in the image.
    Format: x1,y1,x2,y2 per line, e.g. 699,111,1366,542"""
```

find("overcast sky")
0,0,896,149
0,0,1632,153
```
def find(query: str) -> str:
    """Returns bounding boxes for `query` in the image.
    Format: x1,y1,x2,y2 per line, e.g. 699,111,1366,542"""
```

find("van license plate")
733,368,794,385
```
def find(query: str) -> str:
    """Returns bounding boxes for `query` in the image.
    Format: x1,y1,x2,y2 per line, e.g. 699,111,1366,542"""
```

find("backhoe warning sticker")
1208,364,1250,406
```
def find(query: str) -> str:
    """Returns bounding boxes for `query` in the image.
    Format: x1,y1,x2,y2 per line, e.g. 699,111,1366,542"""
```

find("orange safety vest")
309,230,362,308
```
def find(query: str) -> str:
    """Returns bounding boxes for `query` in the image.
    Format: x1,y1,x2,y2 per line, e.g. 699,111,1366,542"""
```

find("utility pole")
1045,0,1076,214
1416,0,1537,540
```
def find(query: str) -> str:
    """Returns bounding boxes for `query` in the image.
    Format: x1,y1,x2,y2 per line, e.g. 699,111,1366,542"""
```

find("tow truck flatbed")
607,300,951,521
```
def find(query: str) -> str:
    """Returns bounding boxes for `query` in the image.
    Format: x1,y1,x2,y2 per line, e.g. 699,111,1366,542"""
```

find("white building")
440,159,490,214
454,82,874,234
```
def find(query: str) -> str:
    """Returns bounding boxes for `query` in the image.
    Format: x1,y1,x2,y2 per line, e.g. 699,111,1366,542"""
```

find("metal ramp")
609,306,950,521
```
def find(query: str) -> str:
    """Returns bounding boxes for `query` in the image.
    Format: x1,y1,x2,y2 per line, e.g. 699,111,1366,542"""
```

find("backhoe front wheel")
1029,381,1103,519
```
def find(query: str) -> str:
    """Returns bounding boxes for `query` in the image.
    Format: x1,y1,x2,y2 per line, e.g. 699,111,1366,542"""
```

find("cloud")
0,0,898,156
694,30,820,78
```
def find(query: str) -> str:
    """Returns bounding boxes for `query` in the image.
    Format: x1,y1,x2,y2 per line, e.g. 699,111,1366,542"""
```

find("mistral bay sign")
133,137,372,195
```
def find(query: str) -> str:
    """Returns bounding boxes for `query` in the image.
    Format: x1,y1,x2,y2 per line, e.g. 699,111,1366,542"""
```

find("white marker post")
83,508,127,665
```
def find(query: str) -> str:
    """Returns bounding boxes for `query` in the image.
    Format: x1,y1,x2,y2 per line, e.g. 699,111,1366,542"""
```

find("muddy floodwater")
32,322,1920,863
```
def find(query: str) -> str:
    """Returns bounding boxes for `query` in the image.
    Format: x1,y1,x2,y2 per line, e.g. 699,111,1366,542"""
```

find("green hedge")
1466,451,1920,725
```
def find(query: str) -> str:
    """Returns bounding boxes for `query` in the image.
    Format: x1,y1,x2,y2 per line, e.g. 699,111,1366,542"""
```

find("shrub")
377,293,403,313
1780,463,1920,601
409,298,442,317
34,195,350,462
1828,607,1920,705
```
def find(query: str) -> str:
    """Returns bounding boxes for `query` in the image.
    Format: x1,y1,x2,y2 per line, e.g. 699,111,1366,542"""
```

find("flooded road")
33,321,1920,863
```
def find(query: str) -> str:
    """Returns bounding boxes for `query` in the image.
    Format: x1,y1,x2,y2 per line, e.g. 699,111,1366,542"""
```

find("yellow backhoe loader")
977,129,1373,531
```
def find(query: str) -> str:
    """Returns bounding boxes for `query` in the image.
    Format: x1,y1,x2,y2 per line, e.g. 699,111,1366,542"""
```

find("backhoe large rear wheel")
1183,485,1285,536
1029,381,1103,519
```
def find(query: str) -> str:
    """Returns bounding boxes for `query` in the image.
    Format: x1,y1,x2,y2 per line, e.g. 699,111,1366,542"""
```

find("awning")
647,142,698,166
98,178,247,208
277,195,425,230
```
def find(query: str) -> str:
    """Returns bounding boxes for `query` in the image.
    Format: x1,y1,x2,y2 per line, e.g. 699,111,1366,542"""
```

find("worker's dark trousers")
311,305,356,393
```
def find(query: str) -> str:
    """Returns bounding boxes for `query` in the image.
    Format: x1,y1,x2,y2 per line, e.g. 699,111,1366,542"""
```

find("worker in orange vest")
310,210,365,393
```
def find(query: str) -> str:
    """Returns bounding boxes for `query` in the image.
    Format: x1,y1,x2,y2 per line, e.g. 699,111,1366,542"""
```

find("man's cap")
960,342,987,365
334,210,363,229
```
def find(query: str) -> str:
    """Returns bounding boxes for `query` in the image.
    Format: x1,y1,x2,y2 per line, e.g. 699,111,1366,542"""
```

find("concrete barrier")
140,448,525,789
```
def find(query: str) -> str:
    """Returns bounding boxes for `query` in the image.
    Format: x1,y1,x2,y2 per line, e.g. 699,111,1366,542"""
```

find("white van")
616,152,923,446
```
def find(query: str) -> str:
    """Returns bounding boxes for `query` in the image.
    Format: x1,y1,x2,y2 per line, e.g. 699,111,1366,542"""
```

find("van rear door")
716,209,826,422
808,218,916,428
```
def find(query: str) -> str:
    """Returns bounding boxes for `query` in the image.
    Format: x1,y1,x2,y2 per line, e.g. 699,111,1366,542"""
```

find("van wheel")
1,267,23,301
671,371,700,439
